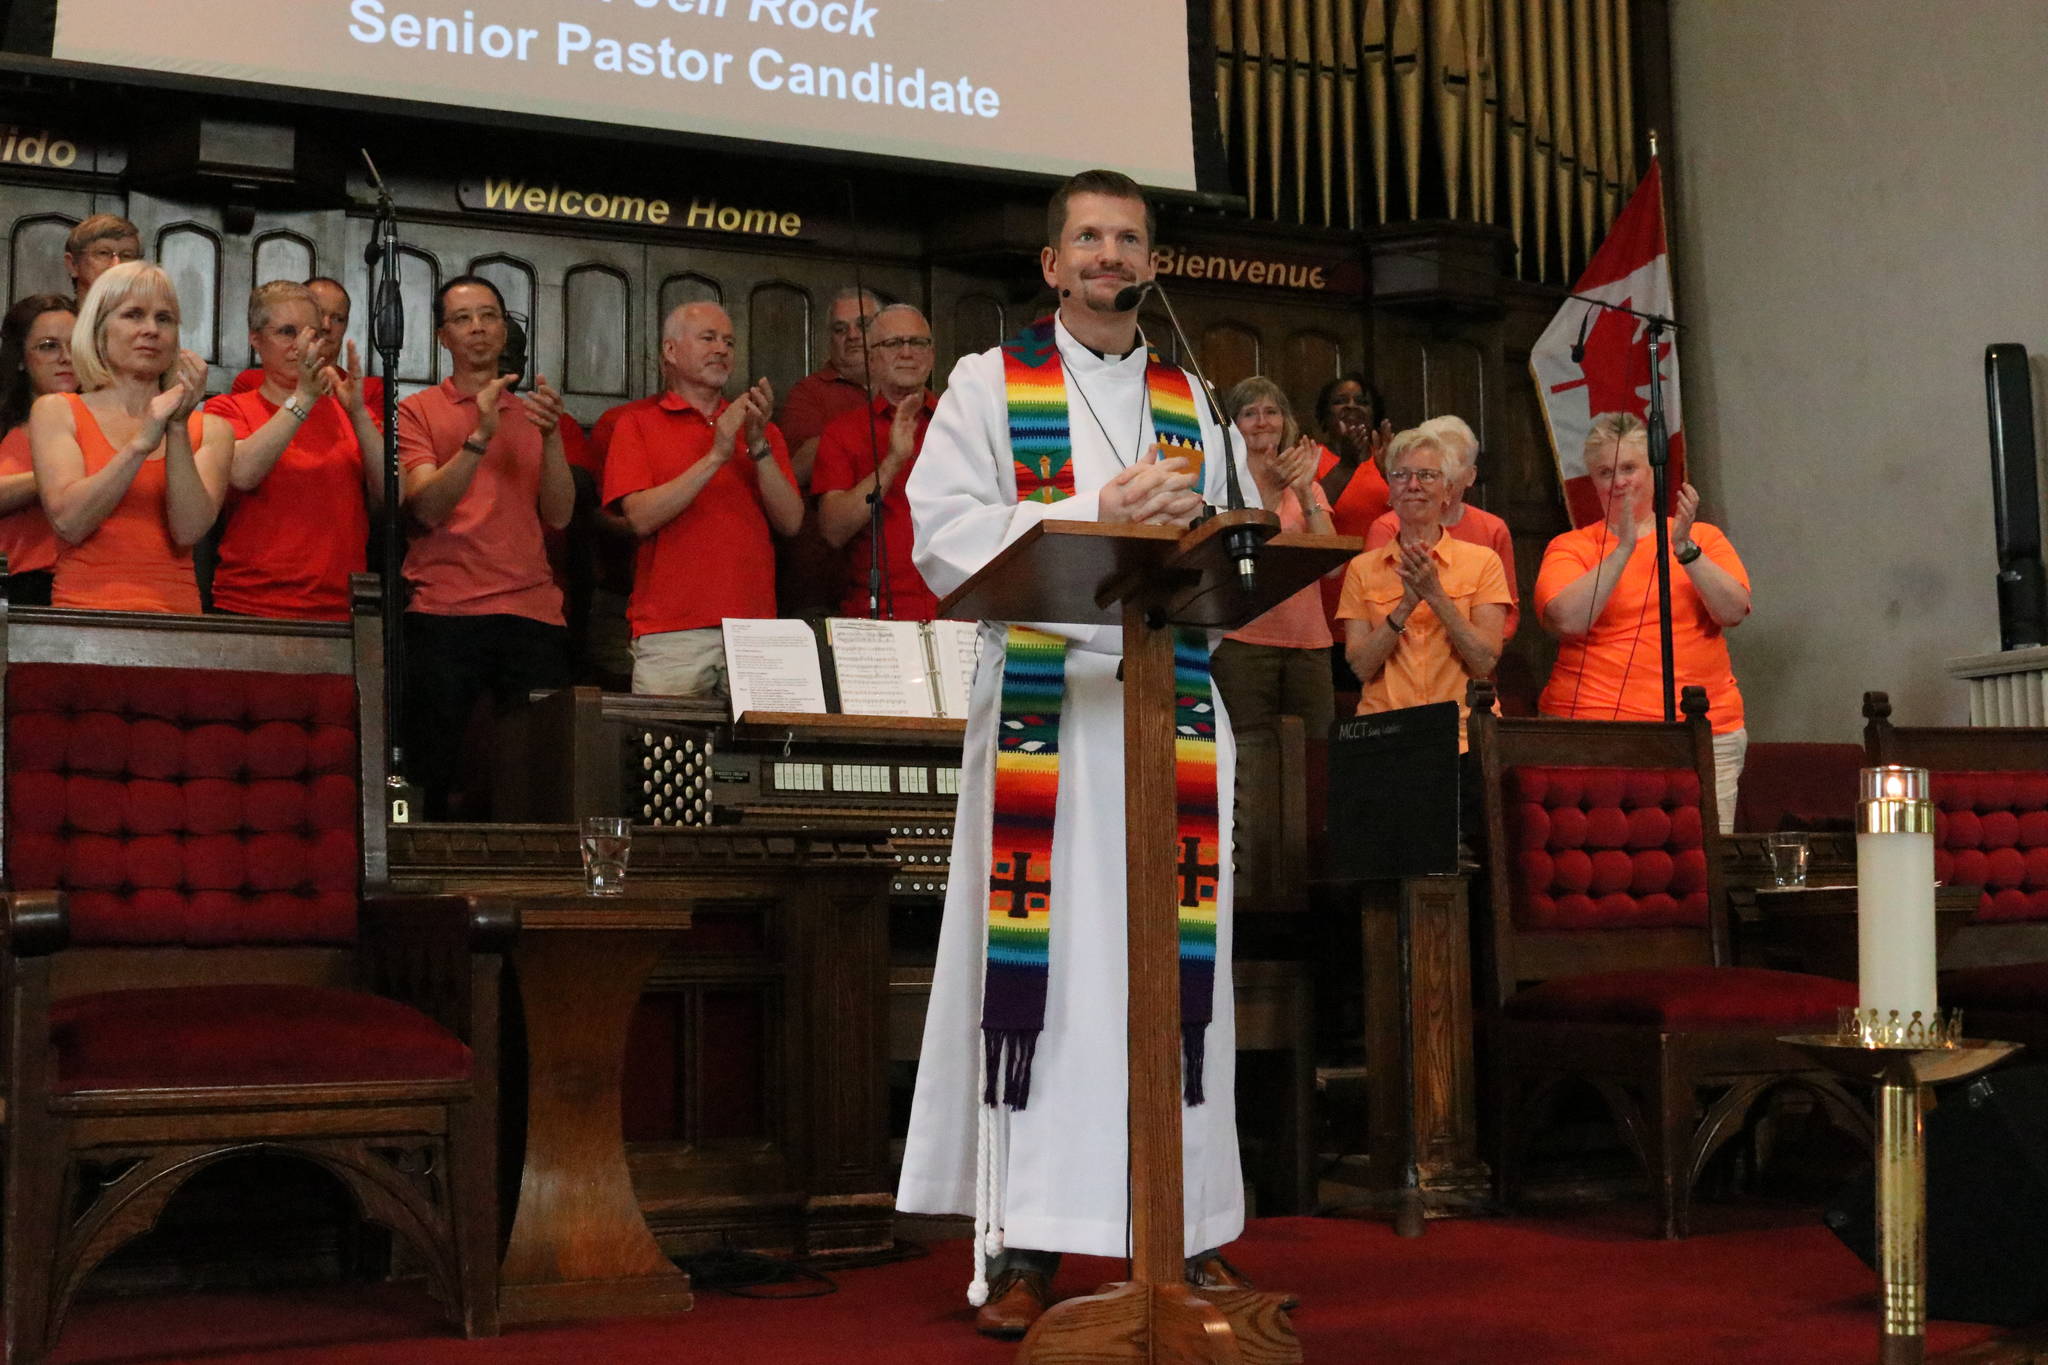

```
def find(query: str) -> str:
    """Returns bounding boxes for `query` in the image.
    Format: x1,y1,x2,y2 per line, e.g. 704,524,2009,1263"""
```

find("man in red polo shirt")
813,303,940,620
774,285,878,619
603,301,803,697
396,274,579,816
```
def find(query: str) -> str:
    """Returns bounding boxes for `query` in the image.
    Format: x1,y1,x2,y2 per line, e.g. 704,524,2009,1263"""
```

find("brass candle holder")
1785,1011,2021,1365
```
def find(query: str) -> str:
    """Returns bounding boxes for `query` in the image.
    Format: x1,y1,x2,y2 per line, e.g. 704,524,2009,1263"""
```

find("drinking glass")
581,816,632,896
1765,831,1809,887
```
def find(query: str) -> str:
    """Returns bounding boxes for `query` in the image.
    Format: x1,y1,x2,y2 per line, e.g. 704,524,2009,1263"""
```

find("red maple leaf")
1548,300,1659,417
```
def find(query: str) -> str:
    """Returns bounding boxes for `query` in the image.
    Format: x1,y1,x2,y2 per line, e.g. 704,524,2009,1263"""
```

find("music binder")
1327,700,1461,881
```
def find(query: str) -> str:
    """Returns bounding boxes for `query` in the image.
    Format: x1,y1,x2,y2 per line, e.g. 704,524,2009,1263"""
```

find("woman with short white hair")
1363,413,1519,638
1535,411,1752,830
28,261,230,613
1337,426,1512,748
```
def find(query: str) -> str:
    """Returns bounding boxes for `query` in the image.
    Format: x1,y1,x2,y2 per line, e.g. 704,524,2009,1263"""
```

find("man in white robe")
898,169,1253,1338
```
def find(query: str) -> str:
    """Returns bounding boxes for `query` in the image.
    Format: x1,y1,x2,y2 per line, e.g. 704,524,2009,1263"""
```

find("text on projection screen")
52,0,1200,192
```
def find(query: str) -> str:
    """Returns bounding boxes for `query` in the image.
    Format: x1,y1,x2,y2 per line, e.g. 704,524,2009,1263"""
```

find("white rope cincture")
967,1059,995,1306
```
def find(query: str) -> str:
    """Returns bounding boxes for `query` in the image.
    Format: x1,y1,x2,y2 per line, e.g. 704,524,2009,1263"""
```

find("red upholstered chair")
1470,682,1869,1238
0,584,510,1363
1863,690,2048,1051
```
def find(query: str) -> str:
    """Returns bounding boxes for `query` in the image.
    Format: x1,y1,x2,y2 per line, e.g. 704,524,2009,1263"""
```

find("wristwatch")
748,439,774,463
1674,538,1703,565
1386,613,1408,635
282,395,312,423
461,434,490,456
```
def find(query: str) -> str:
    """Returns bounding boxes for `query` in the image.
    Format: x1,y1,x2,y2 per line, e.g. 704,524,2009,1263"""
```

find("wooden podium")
941,511,1356,1365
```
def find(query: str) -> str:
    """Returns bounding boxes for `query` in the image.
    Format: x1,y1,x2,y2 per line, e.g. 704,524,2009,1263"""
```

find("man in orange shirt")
1535,411,1752,830
1363,415,1519,639
603,301,803,697
396,275,579,817
61,214,141,300
1337,426,1512,750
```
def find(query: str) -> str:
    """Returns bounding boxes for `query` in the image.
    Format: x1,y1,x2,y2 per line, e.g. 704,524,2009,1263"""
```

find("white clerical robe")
897,315,1249,1258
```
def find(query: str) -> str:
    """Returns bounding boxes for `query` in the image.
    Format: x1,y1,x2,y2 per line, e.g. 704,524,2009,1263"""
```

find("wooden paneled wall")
1212,0,1644,282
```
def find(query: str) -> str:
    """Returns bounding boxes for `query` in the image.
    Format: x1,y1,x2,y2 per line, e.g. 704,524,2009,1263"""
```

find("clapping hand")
1273,435,1320,494
1394,538,1442,605
887,391,922,463
472,374,515,445
523,376,566,435
324,341,367,419
294,329,333,400
1672,481,1700,546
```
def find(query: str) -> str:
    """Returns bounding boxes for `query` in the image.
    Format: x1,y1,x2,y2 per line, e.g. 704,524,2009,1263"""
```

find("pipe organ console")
498,687,965,899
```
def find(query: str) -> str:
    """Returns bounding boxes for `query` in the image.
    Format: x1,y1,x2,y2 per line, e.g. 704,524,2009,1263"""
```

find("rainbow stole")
981,316,1222,1110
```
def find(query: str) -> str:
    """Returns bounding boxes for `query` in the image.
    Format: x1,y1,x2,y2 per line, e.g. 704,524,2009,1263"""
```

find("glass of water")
581,816,632,896
1764,831,1809,887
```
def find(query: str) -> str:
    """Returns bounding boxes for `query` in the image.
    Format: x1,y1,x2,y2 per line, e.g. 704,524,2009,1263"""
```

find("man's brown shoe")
975,1267,1053,1339
1186,1254,1300,1312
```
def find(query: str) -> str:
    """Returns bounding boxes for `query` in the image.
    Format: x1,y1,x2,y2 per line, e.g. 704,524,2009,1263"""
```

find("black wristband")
1674,539,1703,566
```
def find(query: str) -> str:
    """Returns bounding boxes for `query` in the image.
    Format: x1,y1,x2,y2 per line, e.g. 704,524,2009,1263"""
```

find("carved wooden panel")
1277,329,1345,423
1201,319,1262,394
251,230,314,292
154,223,221,365
563,264,631,398
657,271,722,337
949,293,1005,373
7,209,84,303
392,245,441,389
470,252,536,344
746,279,811,410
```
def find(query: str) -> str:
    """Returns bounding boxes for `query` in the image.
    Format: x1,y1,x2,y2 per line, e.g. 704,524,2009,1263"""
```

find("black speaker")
1826,1064,2048,1326
1986,344,2047,650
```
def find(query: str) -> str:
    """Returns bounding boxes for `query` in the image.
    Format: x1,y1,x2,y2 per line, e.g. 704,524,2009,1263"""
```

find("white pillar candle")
1857,765,1938,1031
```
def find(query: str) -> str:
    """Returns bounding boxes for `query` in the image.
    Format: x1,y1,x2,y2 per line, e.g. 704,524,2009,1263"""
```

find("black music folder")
1326,701,1460,881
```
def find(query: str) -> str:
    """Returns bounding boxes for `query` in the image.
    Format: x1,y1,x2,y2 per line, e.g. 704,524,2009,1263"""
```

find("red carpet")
48,1214,2010,1364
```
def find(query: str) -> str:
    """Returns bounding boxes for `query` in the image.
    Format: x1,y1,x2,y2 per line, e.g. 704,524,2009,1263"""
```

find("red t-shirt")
1321,451,1392,632
811,390,940,620
600,391,795,636
776,365,871,480
1366,500,1521,640
201,389,369,621
588,395,662,471
232,367,385,414
396,378,572,624
0,424,59,576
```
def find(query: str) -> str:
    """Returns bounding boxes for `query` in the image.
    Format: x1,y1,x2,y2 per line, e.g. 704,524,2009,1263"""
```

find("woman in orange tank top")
28,262,230,614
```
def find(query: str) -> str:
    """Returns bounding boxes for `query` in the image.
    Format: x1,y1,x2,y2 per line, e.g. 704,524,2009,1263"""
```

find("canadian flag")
1530,158,1685,528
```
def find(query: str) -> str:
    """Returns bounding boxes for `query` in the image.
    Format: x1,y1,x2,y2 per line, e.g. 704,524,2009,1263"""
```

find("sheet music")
931,619,983,719
722,618,828,717
826,618,936,718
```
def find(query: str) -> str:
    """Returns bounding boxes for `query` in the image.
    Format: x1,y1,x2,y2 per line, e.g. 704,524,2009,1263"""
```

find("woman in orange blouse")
1337,426,1512,750
1535,411,1752,830
28,262,230,613
0,293,79,605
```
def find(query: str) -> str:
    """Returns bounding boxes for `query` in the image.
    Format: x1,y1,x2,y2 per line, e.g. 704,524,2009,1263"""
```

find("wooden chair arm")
355,893,519,1045
3,890,68,959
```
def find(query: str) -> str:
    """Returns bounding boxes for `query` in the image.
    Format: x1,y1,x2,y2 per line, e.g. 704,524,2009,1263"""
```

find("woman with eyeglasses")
27,262,231,613
0,293,80,605
1535,411,1751,829
1210,376,1338,734
1337,425,1511,748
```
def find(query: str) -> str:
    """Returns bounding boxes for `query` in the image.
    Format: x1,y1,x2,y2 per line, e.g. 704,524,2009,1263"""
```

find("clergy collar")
1053,314,1147,369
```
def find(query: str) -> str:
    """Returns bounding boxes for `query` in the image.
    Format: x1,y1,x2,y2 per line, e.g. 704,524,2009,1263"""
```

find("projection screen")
49,0,1202,192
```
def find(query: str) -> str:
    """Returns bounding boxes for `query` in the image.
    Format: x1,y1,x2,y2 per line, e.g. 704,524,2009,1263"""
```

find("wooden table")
489,881,698,1326
1733,881,1980,982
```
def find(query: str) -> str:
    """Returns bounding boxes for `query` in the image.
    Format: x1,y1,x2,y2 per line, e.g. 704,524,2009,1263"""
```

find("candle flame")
1885,774,1905,798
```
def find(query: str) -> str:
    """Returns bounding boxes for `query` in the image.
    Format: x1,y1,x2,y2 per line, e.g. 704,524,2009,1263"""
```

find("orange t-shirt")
0,424,59,576
1367,500,1520,640
1226,474,1334,650
1336,533,1512,749
1533,520,1748,734
49,395,203,614
395,379,568,625
1321,451,1391,632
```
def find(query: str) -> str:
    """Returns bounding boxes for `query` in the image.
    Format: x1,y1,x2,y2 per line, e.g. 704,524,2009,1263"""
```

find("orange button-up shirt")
1336,532,1513,748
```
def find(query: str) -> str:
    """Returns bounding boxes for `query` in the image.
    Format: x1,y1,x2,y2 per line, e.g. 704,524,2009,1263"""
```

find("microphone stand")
361,151,418,819
1560,290,1683,723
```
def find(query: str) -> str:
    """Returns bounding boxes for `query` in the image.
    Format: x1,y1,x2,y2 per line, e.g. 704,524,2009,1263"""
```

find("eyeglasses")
26,338,70,357
85,245,142,265
1388,467,1444,485
868,336,933,353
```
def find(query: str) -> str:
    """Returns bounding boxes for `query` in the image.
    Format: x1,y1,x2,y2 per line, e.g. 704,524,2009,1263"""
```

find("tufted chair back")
6,663,362,946
1471,681,1729,1006
1864,691,2048,925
